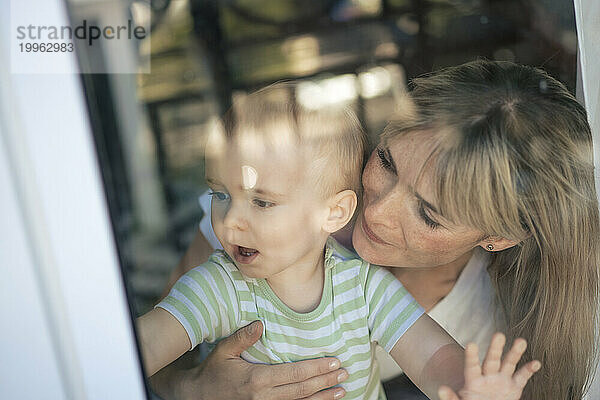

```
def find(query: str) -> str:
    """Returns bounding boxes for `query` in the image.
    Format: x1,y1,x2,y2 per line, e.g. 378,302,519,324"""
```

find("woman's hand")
438,333,541,400
166,321,348,400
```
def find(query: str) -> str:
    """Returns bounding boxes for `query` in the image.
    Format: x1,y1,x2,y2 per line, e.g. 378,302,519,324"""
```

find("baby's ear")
322,190,357,234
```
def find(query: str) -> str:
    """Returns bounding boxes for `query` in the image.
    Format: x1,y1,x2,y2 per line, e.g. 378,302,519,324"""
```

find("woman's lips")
361,217,388,245
233,245,259,264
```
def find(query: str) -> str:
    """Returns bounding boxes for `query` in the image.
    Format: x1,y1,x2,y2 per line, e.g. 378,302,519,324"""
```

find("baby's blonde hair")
220,82,366,198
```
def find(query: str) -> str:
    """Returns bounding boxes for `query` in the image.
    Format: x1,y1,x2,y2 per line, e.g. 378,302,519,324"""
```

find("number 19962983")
19,42,74,52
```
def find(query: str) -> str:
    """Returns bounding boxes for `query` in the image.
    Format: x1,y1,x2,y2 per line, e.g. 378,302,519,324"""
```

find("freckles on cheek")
405,230,428,252
362,159,380,189
406,226,448,253
422,234,460,258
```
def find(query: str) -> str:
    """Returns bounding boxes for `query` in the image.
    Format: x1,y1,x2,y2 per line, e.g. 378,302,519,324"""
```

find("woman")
150,60,600,400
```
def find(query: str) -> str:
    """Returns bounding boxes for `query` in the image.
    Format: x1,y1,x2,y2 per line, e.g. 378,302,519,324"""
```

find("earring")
486,244,494,251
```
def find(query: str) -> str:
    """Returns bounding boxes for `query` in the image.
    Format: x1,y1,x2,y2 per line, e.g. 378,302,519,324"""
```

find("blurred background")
69,0,580,316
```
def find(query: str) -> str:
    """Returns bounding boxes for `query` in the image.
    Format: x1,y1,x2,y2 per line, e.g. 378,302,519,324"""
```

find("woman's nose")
363,187,403,228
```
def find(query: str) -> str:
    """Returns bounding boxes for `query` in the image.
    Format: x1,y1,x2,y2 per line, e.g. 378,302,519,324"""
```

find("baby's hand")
438,333,541,400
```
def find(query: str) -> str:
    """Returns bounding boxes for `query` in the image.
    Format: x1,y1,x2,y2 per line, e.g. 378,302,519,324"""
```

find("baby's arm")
139,255,243,378
137,308,191,377
389,313,465,398
437,333,541,400
389,315,540,400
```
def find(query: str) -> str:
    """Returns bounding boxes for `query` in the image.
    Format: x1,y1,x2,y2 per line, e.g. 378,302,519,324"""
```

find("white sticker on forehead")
242,165,258,189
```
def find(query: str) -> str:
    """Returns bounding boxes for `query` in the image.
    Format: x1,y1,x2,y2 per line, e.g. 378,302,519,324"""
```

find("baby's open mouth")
232,245,260,264
238,246,258,257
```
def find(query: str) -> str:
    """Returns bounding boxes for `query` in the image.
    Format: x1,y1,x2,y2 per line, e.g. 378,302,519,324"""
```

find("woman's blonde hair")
384,59,599,399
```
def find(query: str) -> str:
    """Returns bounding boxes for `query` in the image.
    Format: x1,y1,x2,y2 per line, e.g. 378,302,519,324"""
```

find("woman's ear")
478,236,522,252
322,190,358,234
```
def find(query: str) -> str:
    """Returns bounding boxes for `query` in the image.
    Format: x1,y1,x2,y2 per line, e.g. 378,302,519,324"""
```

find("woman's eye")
253,199,275,209
418,203,440,229
209,191,230,202
377,148,396,173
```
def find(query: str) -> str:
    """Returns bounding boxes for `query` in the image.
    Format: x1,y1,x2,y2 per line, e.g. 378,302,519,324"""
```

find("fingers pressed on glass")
482,332,505,375
513,360,541,389
463,342,481,384
448,335,540,400
500,337,527,375
437,385,459,400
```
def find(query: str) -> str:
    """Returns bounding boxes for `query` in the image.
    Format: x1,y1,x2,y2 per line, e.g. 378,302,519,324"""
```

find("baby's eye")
252,198,275,209
209,191,230,202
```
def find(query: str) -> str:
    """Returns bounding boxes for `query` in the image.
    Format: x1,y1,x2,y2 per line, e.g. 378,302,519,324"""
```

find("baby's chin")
230,260,267,279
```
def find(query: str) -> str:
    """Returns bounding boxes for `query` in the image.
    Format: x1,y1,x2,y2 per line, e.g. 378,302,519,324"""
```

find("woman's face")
352,132,488,268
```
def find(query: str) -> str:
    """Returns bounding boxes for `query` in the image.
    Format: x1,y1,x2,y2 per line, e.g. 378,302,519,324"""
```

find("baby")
138,83,540,400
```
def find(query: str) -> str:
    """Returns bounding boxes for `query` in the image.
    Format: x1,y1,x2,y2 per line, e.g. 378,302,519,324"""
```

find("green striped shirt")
158,238,424,400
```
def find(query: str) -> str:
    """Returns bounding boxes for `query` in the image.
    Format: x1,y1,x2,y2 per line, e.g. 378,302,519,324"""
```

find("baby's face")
205,135,331,279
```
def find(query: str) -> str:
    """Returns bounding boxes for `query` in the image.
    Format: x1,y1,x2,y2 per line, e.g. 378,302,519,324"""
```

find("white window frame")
0,0,147,399
0,0,597,399
574,0,600,203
